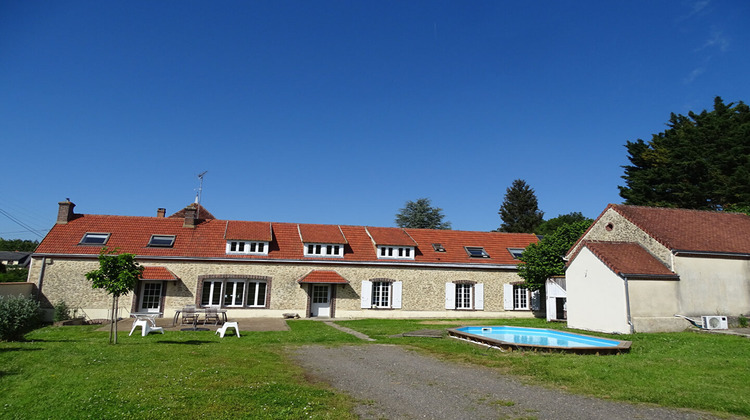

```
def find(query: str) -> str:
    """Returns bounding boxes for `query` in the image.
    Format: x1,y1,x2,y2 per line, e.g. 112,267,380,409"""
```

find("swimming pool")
447,326,631,354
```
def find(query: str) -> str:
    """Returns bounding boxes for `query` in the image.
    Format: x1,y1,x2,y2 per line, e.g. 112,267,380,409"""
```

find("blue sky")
2,1,749,241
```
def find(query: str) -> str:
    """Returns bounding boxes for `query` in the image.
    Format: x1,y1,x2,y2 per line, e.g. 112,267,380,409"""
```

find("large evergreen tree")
395,198,451,229
497,179,544,233
619,97,750,210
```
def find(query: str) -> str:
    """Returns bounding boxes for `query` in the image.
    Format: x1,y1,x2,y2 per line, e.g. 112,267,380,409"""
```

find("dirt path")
292,344,725,420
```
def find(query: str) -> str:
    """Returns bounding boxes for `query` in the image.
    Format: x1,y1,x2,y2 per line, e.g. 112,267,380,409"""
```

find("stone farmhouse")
28,201,541,321
565,204,750,333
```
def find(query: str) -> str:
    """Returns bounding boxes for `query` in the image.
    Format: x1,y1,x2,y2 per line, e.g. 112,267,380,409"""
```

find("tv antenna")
196,171,207,219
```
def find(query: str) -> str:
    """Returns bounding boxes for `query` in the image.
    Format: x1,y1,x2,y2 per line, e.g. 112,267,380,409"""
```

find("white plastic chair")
129,318,165,337
215,321,240,338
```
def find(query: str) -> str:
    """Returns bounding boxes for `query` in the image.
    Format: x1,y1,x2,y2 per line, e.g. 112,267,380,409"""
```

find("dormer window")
304,243,344,257
377,246,415,260
148,234,175,248
508,248,524,259
80,232,110,245
226,241,268,255
465,246,489,258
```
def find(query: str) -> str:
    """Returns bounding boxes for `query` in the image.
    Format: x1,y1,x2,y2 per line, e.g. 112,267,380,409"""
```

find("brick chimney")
56,200,75,225
183,204,197,228
157,208,166,218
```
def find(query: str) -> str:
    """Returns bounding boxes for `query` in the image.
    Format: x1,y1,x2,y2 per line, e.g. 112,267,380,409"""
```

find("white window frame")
503,284,539,311
361,280,402,309
445,282,484,310
304,243,344,258
377,246,415,260
201,278,267,308
225,241,269,255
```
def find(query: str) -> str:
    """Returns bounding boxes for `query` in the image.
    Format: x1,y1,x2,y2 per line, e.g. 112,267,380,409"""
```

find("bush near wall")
0,295,41,341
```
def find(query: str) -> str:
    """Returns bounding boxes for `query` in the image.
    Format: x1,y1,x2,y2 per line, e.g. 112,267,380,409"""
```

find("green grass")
338,318,750,417
0,322,360,419
2,318,749,419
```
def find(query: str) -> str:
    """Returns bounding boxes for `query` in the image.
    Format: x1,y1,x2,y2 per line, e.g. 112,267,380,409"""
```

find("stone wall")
29,255,535,320
574,208,672,267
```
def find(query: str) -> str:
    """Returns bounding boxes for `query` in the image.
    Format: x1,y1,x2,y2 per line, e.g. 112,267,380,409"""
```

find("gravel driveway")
292,344,725,420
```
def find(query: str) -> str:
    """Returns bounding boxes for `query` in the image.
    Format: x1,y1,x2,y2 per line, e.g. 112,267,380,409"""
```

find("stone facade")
29,256,535,321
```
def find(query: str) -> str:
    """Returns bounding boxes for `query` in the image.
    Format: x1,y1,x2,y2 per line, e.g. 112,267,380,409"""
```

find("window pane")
258,243,265,252
247,282,257,305
256,282,266,306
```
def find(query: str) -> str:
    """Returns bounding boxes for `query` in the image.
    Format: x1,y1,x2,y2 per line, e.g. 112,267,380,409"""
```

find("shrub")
740,314,748,328
0,295,41,341
53,301,72,322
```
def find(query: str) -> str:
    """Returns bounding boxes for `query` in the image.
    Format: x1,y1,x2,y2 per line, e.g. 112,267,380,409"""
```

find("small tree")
517,220,592,291
395,198,452,229
497,179,544,233
85,248,143,344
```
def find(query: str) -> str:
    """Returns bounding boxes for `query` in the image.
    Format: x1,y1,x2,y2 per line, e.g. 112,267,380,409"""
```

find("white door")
310,285,331,317
140,281,163,313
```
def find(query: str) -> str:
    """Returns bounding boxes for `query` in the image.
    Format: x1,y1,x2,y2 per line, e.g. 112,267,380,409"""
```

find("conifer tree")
497,179,544,233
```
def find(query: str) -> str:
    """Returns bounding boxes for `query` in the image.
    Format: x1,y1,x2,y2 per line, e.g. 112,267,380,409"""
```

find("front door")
139,281,163,313
310,284,331,317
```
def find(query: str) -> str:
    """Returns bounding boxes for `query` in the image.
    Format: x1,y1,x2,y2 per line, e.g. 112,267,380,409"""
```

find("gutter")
31,253,520,271
672,250,750,258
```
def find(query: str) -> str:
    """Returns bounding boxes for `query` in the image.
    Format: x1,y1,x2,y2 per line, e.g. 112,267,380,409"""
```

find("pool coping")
447,325,632,355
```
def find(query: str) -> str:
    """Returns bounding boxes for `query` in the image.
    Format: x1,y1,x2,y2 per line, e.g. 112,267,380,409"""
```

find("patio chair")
203,307,220,325
181,306,200,326
215,322,240,338
129,318,164,337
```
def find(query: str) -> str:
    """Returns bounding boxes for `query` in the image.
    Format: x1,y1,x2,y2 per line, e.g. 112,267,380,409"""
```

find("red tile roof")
297,224,348,244
583,241,678,279
612,204,750,254
225,221,273,241
297,270,349,284
168,204,215,220
365,226,417,246
35,206,539,266
140,266,178,280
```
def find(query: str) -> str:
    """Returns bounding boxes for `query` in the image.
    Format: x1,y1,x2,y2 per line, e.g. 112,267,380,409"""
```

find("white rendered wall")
674,256,750,316
566,248,631,334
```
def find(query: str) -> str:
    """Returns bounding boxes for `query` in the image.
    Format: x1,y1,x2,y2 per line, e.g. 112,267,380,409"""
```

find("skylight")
508,248,524,259
79,232,110,245
432,243,446,252
148,235,176,248
465,246,489,258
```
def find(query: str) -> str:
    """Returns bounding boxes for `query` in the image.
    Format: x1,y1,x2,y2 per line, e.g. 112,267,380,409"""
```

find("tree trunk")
110,296,116,344
113,296,119,344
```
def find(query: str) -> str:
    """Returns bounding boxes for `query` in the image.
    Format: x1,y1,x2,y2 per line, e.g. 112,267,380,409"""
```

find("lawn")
1,318,749,419
339,317,750,417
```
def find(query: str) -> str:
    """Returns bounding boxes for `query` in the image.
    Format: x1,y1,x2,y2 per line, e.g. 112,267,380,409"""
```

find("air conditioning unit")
701,315,728,330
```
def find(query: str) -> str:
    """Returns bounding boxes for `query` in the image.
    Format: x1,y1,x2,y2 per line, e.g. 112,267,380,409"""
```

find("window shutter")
445,282,456,309
531,289,541,311
360,280,372,309
474,283,484,310
503,284,514,310
392,281,402,309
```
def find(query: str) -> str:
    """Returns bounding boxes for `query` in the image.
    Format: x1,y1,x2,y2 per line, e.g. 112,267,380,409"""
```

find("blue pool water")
454,326,623,349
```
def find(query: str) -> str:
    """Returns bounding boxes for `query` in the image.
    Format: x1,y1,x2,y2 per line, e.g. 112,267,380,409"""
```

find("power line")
0,208,47,238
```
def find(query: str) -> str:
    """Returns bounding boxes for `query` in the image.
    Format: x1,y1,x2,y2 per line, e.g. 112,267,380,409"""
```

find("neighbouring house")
27,200,541,321
565,204,750,333
0,251,31,268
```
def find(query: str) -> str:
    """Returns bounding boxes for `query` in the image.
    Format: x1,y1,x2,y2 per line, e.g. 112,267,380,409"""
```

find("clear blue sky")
2,1,749,241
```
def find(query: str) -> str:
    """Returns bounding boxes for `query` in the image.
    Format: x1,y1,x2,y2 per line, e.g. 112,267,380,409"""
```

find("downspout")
621,274,634,334
36,257,47,302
